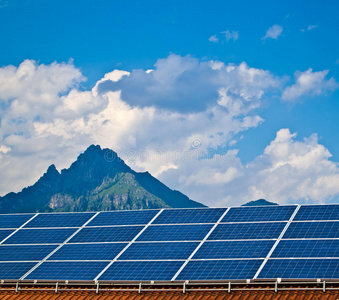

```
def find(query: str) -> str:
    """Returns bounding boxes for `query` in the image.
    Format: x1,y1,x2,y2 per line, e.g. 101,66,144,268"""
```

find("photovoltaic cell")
284,222,339,239
272,240,339,258
0,245,58,261
0,262,37,280
24,212,96,228
99,261,183,281
69,226,144,243
0,230,14,242
193,240,275,259
153,208,226,224
48,243,127,261
258,259,339,279
3,228,77,244
87,210,160,226
137,224,213,241
208,223,286,240
119,242,199,260
221,206,296,223
0,214,35,228
25,261,109,281
294,205,339,221
176,259,263,280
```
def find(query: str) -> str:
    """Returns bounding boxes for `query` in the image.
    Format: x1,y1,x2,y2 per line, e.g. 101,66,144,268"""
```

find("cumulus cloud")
282,68,338,101
208,35,219,42
262,25,283,40
222,30,239,42
0,57,338,207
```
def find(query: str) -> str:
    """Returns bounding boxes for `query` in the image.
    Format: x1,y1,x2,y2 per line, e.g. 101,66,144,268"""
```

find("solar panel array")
0,205,338,282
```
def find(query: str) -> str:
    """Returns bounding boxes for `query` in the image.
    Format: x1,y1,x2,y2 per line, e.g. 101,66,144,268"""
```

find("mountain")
242,199,278,206
0,145,205,213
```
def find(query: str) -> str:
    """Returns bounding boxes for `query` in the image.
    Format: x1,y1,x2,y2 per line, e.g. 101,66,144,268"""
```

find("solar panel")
0,214,35,228
258,259,339,279
137,224,213,241
3,228,77,244
0,230,14,242
0,245,58,261
119,242,199,260
48,243,127,261
153,208,226,224
98,261,184,281
208,222,286,240
193,240,275,259
176,260,264,280
25,261,109,281
87,210,160,226
294,205,339,221
24,212,95,228
221,206,296,222
0,262,37,280
283,221,339,239
69,226,144,243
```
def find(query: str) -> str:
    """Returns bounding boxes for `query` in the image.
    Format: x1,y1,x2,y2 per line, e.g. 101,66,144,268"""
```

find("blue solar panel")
24,212,96,228
153,208,226,224
0,214,35,228
119,242,199,260
0,262,37,280
3,228,77,244
25,261,109,281
272,240,339,258
98,261,183,281
87,210,160,226
0,245,58,261
137,224,213,241
69,226,144,243
0,230,14,242
48,243,127,261
208,223,286,240
193,240,275,259
177,259,263,280
284,222,339,239
294,205,339,221
222,206,296,222
258,259,339,279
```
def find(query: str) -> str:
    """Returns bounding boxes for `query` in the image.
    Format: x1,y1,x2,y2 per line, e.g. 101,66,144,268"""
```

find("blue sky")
0,0,338,205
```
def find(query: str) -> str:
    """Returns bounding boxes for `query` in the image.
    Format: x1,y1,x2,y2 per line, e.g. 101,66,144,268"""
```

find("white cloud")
262,25,283,40
222,30,239,42
301,25,318,32
208,35,219,43
282,68,338,101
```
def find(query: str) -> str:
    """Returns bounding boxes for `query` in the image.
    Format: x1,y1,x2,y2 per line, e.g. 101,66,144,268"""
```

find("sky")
0,0,338,206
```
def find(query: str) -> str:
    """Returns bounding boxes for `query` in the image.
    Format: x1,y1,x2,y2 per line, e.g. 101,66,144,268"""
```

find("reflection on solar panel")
0,204,339,282
24,213,95,228
137,224,212,241
153,208,226,224
0,214,34,228
176,260,264,280
284,221,339,239
48,243,127,261
193,240,275,259
99,261,183,281
87,210,160,226
119,242,199,260
0,245,58,261
294,205,339,221
258,259,339,279
26,261,109,281
208,222,286,240
222,206,296,222
3,228,78,244
272,240,339,258
69,226,144,243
